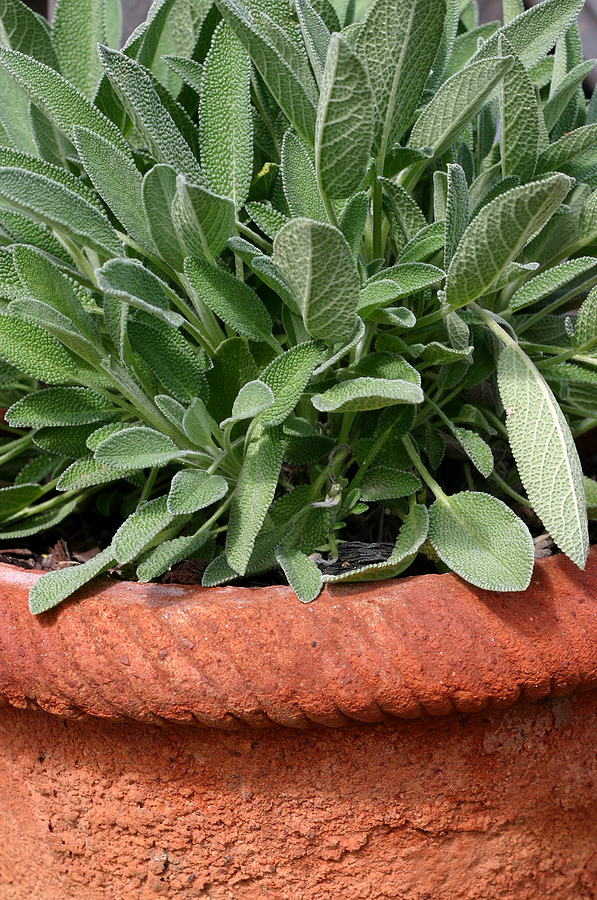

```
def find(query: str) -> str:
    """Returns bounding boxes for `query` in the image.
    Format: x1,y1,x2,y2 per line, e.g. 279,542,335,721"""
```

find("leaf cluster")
0,0,596,611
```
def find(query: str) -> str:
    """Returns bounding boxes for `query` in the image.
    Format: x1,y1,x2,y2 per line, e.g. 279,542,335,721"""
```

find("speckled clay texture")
0,550,596,727
1,551,597,899
0,695,596,899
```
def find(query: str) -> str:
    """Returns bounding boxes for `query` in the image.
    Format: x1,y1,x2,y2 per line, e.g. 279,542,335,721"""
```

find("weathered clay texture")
0,549,597,727
0,693,596,899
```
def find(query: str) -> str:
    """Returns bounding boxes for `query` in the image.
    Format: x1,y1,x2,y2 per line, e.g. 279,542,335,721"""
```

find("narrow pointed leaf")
225,423,284,575
259,341,324,425
498,35,540,183
508,257,597,312
315,33,374,200
497,344,588,568
445,175,571,308
57,457,139,492
444,163,468,269
355,0,446,151
296,0,330,87
136,527,211,583
0,483,45,523
359,466,420,501
142,164,186,271
275,544,322,603
215,0,317,144
97,257,183,328
52,0,108,97
0,0,60,70
200,21,252,210
171,175,236,263
28,546,115,614
409,56,513,160
184,256,272,341
282,129,327,222
0,47,129,152
73,126,156,253
112,496,177,565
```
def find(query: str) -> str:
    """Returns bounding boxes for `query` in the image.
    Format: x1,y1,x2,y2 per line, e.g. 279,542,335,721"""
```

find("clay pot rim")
0,548,596,730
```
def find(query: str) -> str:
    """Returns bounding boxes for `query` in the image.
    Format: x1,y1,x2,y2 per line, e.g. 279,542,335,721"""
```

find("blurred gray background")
39,0,597,88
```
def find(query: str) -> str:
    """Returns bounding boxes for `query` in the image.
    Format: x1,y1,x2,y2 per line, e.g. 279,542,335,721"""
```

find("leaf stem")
490,469,532,507
401,434,446,501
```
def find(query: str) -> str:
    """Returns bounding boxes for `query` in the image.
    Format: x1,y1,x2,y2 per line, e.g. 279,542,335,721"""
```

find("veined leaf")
112,496,178,565
52,0,108,97
409,56,513,160
184,256,272,341
543,60,596,133
282,129,327,222
0,483,45,523
128,310,208,403
95,426,184,469
445,174,571,308
56,456,139,491
215,0,317,144
0,67,37,155
574,285,597,350
471,0,583,70
136,526,211,583
355,0,446,153
339,190,369,254
0,166,122,256
508,257,597,312
450,425,493,477
171,175,236,263
225,422,284,574
167,469,228,515
259,341,324,425
200,20,252,210
254,11,319,104
0,312,77,382
429,490,534,591
296,0,330,87
142,164,186,271
28,546,115,614
315,33,374,200
245,200,290,239
379,177,426,242
7,387,116,428
98,45,204,184
272,217,359,344
499,35,540,183
444,163,468,270
536,124,597,175
322,502,428,583
312,376,423,412
359,466,420,501
205,336,258,423
97,257,183,328
73,126,156,254
33,423,98,457
0,47,129,153
497,343,588,568
0,208,71,263
222,379,274,426
13,245,101,346
0,499,78,542
275,544,322,603
0,0,60,70
397,222,445,264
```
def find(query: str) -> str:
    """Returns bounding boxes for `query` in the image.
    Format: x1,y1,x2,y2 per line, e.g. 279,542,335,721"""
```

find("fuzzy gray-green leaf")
52,0,108,98
275,544,322,603
260,341,323,426
171,175,236,263
142,164,186,271
429,491,534,591
498,35,540,183
272,217,359,345
355,0,446,152
497,344,588,568
409,56,513,160
315,33,374,200
225,423,284,575
28,546,115,614
7,387,116,428
0,313,77,383
200,21,252,210
508,257,597,312
312,377,423,412
112,496,177,564
446,175,571,308
184,256,272,341
95,426,183,469
167,469,228,515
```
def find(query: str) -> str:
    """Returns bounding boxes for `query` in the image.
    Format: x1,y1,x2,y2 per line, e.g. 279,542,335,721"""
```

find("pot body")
1,551,597,898
1,695,597,899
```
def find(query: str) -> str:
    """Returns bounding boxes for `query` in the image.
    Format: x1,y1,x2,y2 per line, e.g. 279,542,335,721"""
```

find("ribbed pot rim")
0,548,596,729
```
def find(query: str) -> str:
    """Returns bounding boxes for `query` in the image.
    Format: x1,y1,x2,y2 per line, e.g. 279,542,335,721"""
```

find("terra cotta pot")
0,550,597,899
